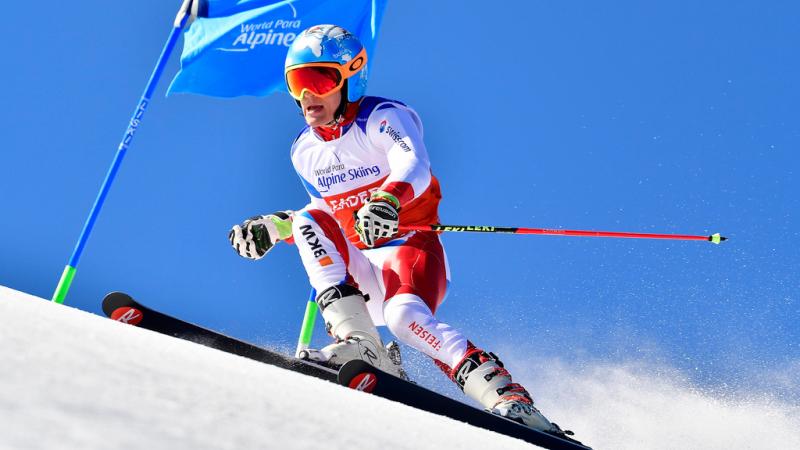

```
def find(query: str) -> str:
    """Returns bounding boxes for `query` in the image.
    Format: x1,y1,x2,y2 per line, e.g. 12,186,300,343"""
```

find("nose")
302,90,321,101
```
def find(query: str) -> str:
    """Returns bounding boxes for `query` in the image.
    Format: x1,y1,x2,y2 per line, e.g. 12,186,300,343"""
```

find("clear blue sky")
1,1,797,399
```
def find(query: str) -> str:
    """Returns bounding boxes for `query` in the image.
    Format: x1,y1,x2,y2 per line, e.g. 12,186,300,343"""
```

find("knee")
383,300,406,338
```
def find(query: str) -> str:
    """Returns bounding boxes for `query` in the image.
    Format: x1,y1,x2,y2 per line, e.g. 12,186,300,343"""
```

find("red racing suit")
289,96,469,369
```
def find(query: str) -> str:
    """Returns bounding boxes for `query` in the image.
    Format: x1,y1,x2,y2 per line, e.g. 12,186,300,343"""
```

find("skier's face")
300,89,341,127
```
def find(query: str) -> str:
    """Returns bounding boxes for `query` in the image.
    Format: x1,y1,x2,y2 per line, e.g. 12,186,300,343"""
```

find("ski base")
338,359,592,450
102,292,337,382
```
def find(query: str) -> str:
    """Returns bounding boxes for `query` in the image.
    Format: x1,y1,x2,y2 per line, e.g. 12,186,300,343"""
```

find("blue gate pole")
53,0,195,304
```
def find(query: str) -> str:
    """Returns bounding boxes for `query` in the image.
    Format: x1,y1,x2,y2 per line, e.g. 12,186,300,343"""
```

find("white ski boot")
453,349,567,436
299,284,407,379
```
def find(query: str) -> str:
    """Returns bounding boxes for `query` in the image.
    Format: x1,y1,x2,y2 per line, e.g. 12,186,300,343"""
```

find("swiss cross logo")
110,307,143,326
348,372,377,393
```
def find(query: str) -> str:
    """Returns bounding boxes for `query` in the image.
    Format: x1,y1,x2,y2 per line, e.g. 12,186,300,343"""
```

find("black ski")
102,291,337,382
338,359,592,450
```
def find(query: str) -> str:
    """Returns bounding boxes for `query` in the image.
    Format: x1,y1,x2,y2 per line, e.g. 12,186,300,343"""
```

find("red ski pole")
398,224,727,244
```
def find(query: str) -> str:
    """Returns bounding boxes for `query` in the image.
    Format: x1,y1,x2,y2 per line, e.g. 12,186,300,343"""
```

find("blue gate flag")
167,0,388,98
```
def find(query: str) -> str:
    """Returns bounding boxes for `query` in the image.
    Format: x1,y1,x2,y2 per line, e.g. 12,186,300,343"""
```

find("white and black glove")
354,192,400,248
229,211,293,260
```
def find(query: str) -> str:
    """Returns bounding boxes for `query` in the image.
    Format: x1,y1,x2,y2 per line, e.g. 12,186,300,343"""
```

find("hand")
354,193,400,247
229,211,293,260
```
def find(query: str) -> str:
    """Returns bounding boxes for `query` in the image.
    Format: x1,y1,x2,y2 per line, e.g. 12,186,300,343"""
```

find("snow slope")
0,286,541,450
2,285,799,450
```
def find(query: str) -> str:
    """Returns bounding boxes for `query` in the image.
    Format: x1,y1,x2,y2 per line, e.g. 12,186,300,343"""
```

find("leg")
291,209,404,376
375,232,561,433
373,233,467,367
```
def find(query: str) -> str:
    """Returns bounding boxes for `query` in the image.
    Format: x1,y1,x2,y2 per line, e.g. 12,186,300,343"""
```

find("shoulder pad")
290,125,311,157
356,96,407,133
292,125,310,145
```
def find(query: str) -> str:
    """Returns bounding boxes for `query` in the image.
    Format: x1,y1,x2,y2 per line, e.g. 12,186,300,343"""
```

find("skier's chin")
304,106,333,127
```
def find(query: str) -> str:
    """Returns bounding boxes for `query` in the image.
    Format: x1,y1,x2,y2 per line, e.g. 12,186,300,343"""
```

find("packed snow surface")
0,286,540,450
1,285,799,450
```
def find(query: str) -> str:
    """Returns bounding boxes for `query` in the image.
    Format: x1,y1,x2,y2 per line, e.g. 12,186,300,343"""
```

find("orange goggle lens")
286,66,343,100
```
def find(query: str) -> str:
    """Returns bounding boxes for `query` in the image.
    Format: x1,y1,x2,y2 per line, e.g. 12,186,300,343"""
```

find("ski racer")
229,24,565,435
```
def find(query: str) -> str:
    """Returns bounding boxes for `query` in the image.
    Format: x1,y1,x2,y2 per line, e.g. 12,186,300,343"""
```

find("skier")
229,24,564,435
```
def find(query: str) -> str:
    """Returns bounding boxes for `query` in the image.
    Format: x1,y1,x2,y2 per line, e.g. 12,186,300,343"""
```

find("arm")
229,199,328,259
229,133,334,260
354,104,430,247
365,104,431,208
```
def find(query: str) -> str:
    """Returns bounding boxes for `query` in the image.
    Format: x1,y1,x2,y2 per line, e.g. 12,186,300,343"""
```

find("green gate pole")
295,289,318,357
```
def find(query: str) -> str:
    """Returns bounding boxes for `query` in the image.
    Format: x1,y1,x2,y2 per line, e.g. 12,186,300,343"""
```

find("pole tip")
708,233,727,244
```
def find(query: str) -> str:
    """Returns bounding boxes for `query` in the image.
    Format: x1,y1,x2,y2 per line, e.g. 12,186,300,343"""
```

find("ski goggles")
285,48,367,100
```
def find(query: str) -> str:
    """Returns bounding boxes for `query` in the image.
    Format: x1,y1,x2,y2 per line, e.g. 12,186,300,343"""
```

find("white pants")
293,208,470,369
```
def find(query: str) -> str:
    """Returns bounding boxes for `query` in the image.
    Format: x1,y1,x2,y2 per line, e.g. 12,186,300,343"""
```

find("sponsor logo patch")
439,226,496,232
407,321,443,352
454,358,480,388
357,339,380,367
299,224,328,260
326,186,381,213
348,372,377,393
315,165,381,193
379,120,412,152
111,307,143,326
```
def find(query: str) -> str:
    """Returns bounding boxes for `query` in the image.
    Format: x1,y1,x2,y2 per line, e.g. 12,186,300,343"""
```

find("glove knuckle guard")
354,199,400,247
231,211,295,260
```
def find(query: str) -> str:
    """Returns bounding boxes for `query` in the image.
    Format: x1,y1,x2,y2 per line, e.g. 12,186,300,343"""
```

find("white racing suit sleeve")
365,104,432,207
